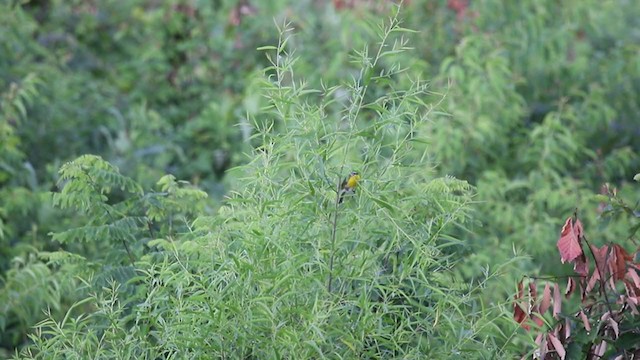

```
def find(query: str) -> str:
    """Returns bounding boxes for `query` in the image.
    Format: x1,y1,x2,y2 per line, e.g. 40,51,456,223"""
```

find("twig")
86,171,136,266
570,209,613,316
525,274,586,281
327,177,343,293
582,235,613,316
121,238,136,265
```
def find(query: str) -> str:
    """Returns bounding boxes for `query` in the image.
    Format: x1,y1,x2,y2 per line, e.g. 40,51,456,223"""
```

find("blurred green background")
1,0,639,357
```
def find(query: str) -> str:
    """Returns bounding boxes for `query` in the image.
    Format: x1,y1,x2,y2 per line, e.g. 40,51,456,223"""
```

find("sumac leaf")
557,217,583,263
547,333,566,360
553,282,562,318
539,282,552,315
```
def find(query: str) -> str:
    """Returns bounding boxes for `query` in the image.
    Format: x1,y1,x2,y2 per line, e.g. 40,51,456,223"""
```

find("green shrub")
15,10,513,358
2,0,639,356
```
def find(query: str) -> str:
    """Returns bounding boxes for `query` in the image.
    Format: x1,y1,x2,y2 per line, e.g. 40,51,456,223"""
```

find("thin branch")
525,274,586,281
147,220,155,239
121,238,135,265
569,209,613,316
86,171,136,267
582,234,613,316
327,177,343,293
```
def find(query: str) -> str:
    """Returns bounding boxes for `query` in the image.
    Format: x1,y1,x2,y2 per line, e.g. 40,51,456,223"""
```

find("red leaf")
557,217,583,263
539,282,552,315
608,317,619,339
514,302,527,323
624,295,639,315
574,252,589,276
623,279,640,302
553,282,562,318
548,333,566,360
587,245,608,296
535,333,548,360
531,311,544,327
593,340,607,358
590,244,609,277
599,312,619,339
577,310,591,332
514,302,529,330
610,244,632,281
627,268,640,289
516,280,524,299
586,270,600,294
565,277,576,298
513,280,529,329
529,282,538,302
447,0,468,19
574,218,584,237
579,280,587,301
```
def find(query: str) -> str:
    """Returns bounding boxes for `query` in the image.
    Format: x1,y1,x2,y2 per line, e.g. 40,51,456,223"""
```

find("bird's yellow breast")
346,174,360,188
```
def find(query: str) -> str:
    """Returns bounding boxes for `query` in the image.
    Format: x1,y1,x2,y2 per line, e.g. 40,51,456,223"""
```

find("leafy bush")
13,9,514,359
1,0,639,357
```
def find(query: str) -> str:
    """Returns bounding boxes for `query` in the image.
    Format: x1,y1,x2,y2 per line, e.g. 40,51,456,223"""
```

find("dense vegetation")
1,0,639,358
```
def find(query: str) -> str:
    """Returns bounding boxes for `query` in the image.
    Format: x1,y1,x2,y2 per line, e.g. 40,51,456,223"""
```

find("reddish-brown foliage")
515,214,640,358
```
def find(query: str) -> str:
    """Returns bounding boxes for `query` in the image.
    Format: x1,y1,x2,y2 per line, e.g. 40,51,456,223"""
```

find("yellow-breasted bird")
338,171,361,204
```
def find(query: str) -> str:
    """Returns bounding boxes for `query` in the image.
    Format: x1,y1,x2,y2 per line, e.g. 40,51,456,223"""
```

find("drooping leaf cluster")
515,178,640,358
